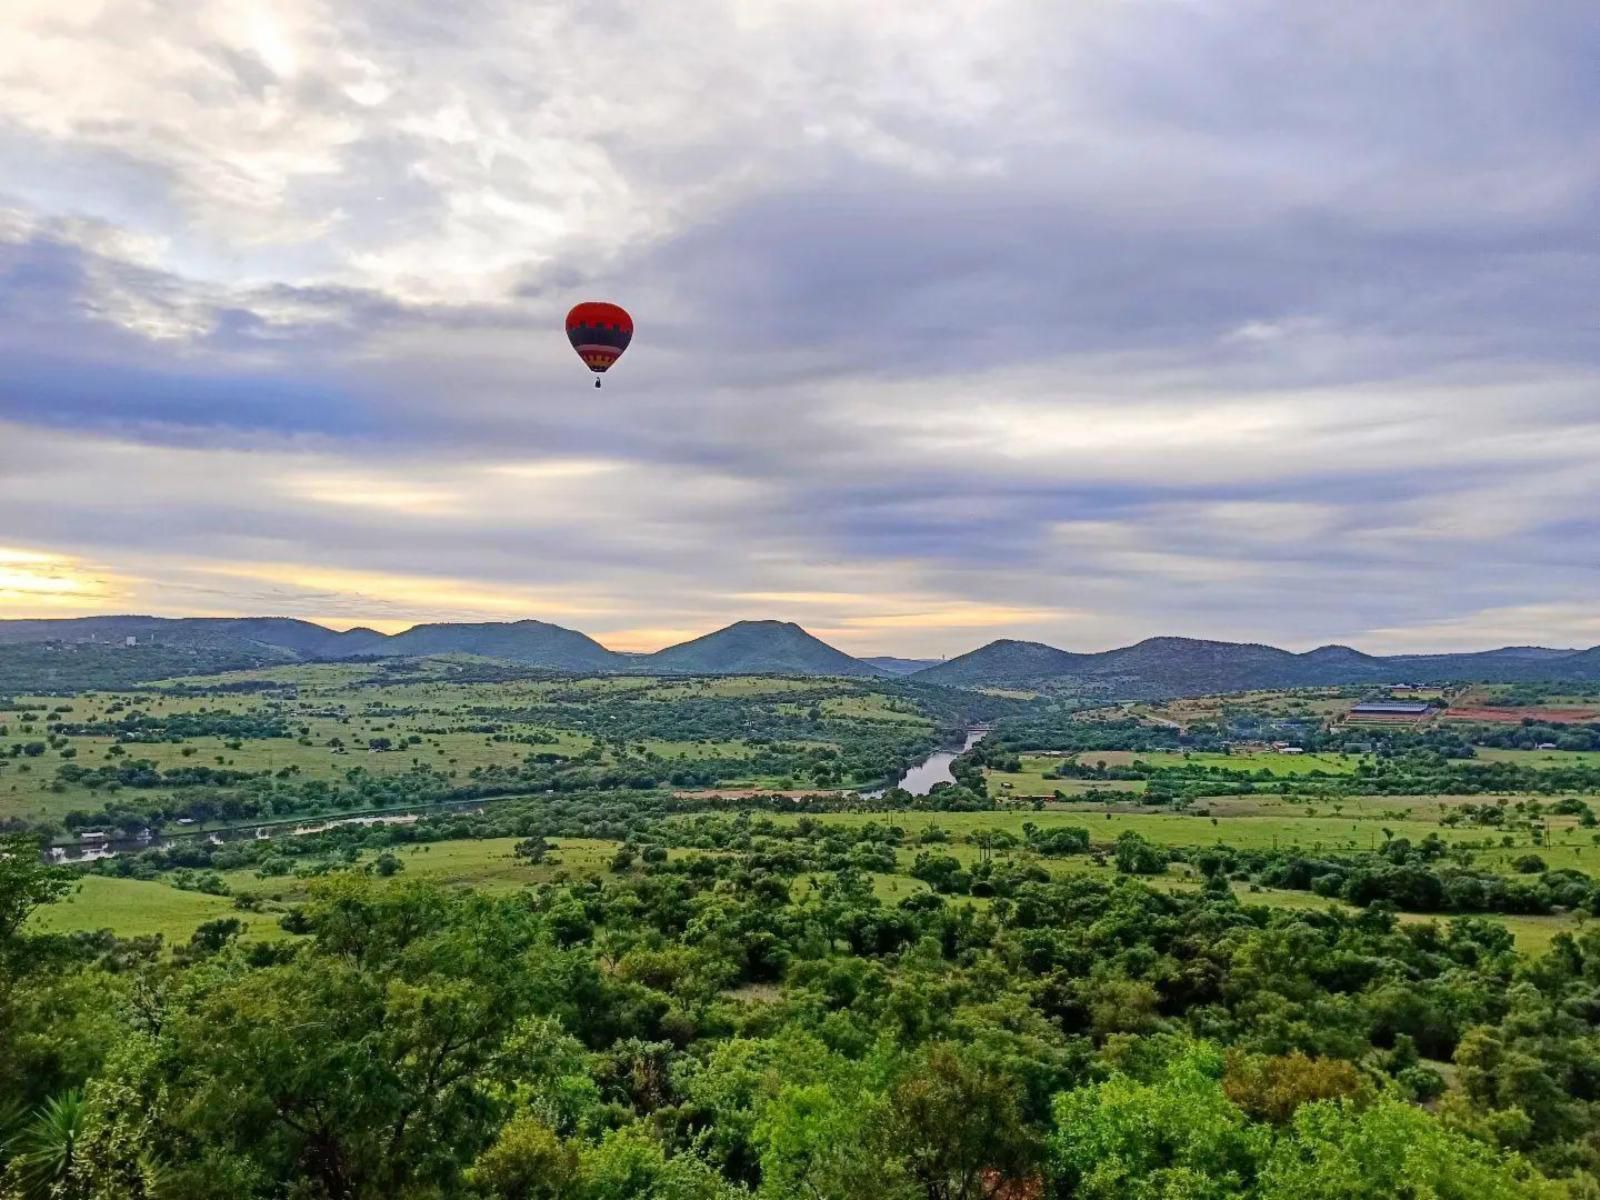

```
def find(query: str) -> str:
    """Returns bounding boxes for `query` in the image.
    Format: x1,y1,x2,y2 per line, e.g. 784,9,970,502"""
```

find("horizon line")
0,611,1589,662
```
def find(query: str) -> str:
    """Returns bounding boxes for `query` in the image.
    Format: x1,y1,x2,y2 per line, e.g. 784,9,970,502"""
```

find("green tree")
0,833,72,945
1256,1094,1559,1199
1113,831,1169,876
467,1114,579,1200
881,1044,1037,1200
1050,1042,1266,1200
755,1081,906,1200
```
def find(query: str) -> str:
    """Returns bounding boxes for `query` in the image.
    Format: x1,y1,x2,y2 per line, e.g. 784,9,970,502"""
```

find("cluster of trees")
1033,749,1600,800
55,759,260,793
1473,722,1600,753
6,823,1600,1197
989,701,1600,767
1495,682,1600,706
52,708,294,743
1153,834,1600,917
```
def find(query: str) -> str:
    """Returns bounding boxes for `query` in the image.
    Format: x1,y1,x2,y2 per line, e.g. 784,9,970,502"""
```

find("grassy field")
816,694,933,725
1072,750,1365,775
986,755,1148,797
16,671,1600,957
33,821,1589,955
1,665,941,826
29,875,285,942
223,836,632,901
1471,747,1600,767
34,838,643,942
772,806,1485,854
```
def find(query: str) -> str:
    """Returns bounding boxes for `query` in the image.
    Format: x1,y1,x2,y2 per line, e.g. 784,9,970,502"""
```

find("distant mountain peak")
646,619,883,677
380,619,617,670
1302,644,1375,661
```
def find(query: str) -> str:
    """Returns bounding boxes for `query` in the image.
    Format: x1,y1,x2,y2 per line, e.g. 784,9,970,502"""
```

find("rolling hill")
378,620,619,671
910,639,1093,688
644,620,884,677
5,615,1600,696
0,615,888,681
910,635,1600,697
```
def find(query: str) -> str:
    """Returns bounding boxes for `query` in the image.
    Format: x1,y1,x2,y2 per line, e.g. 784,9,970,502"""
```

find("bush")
1223,1052,1370,1125
1113,831,1168,876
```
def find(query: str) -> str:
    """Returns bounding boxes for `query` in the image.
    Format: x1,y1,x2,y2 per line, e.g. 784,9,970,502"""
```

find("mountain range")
913,636,1600,696
3,615,1600,698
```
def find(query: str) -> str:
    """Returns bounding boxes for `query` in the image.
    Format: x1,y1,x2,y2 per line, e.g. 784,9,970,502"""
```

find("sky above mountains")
3,2,1599,656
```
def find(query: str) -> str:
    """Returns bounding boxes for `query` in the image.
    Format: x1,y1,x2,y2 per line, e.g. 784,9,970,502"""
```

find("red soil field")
1443,706,1600,725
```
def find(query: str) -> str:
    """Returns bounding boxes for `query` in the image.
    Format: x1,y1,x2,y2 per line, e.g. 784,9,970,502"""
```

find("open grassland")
1,665,949,826
984,756,1147,796
29,875,284,942
34,819,1590,954
35,838,642,942
775,806,1467,853
1133,690,1357,726
780,798,1592,864
1472,747,1600,766
793,870,933,904
1044,749,1365,776
224,836,632,900
816,693,933,724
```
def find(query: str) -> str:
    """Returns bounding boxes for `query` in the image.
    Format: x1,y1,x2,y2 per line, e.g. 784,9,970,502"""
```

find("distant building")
1349,702,1431,717
1537,742,1559,751
124,636,137,647
1280,747,1305,755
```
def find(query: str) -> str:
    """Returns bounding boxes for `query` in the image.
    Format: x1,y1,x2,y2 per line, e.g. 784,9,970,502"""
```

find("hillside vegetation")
6,658,1600,1196
8,617,1600,698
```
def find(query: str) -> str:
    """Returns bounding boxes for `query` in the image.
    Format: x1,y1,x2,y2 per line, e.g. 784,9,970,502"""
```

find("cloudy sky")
2,1,1598,656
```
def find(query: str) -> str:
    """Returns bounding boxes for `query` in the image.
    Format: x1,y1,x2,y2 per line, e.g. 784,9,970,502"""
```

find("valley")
10,636,1600,1197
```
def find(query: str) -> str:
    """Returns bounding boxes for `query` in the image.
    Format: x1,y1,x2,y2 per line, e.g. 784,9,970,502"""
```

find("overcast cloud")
2,0,1598,655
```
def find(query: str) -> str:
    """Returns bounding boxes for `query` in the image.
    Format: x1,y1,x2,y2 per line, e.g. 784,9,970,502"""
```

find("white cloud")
4,1,1600,653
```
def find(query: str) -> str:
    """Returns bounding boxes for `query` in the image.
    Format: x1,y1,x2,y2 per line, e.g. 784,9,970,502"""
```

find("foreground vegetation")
7,823,1600,1198
6,666,1600,1195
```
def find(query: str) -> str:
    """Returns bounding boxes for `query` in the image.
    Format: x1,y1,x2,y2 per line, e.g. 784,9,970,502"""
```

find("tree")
1113,831,1169,876
578,1126,736,1200
1050,1042,1266,1200
882,1044,1037,1200
1256,1094,1558,1200
1221,1051,1369,1125
467,1113,579,1200
141,881,547,1197
514,837,552,864
0,834,72,945
756,1080,908,1200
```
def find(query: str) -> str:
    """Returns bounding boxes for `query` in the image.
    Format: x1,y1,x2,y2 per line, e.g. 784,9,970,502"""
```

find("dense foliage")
6,811,1600,1198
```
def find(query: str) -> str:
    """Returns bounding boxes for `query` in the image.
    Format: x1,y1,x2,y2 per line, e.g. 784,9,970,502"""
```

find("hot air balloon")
565,301,633,387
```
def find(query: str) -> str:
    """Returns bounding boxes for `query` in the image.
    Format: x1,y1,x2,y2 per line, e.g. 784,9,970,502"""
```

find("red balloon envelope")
565,301,633,386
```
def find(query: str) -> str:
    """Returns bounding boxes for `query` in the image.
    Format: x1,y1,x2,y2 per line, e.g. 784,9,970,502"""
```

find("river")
872,727,990,796
49,729,994,861
46,799,488,864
